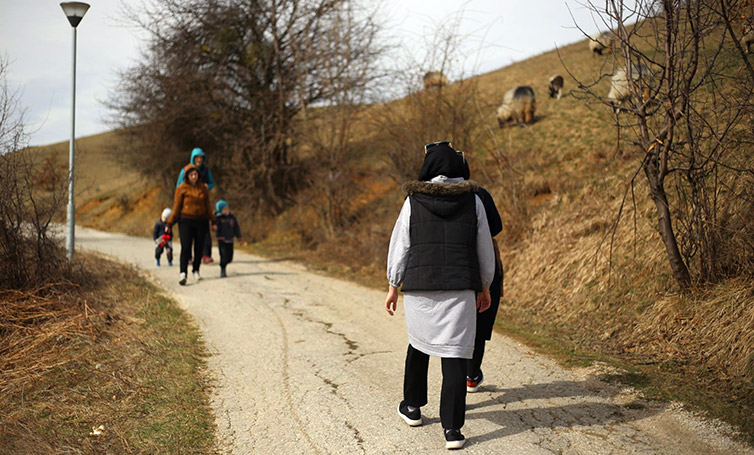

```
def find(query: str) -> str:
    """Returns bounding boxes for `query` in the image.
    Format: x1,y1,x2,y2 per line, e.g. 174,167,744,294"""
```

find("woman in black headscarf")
384,141,495,449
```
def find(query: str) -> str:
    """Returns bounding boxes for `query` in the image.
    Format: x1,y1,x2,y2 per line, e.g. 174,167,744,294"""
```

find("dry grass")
0,254,215,454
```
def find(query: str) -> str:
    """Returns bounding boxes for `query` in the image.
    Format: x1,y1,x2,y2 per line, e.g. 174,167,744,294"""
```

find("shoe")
179,273,187,285
444,429,466,450
193,271,202,281
168,261,173,266
397,401,422,427
220,268,227,278
156,259,161,267
467,370,483,393
201,255,214,264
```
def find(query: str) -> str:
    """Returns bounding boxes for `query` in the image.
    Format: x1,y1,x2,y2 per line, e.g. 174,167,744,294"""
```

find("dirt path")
76,226,752,454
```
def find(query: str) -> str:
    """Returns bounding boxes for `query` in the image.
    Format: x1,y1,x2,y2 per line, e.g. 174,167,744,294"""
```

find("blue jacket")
176,148,215,190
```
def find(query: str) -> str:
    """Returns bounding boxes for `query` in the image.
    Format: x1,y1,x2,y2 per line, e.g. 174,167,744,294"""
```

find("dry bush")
0,151,69,290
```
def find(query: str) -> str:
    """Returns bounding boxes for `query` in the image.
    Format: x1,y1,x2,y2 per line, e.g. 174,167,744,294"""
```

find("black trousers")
403,344,466,430
154,242,173,262
467,267,503,379
218,242,234,268
178,219,209,274
203,229,212,258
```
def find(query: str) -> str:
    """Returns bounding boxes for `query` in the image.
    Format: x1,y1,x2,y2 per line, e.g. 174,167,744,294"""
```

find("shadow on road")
199,271,298,282
466,380,662,443
231,257,301,264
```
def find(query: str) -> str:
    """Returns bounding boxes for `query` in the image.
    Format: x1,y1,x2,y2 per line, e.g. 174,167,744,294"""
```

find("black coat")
214,212,242,243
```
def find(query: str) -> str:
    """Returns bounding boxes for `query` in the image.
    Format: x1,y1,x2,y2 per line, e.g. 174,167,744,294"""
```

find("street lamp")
60,2,90,260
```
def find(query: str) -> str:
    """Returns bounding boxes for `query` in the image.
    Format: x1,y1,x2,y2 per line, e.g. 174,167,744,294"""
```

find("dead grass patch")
0,254,215,454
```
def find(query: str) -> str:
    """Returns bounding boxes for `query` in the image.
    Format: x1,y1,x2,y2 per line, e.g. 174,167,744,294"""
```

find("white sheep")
423,71,449,90
608,63,654,113
589,31,616,56
497,86,536,127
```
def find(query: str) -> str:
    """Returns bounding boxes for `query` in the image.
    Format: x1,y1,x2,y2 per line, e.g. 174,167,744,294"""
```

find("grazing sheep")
589,31,616,56
608,63,654,113
423,71,449,90
496,86,536,127
742,17,753,53
548,75,564,100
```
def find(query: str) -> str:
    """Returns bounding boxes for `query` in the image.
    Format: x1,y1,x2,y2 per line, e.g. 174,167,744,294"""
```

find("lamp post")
60,2,90,260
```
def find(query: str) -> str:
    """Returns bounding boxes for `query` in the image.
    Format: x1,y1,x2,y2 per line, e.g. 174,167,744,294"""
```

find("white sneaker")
193,271,202,281
179,273,187,285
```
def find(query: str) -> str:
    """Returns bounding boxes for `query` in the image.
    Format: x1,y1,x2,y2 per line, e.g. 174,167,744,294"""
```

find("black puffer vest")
401,180,482,292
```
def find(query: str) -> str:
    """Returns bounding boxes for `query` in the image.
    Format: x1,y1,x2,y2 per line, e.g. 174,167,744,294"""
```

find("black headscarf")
417,143,466,181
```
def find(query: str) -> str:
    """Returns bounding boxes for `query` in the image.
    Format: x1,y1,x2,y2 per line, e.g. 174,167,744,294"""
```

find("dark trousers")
203,230,212,258
467,267,503,379
178,219,209,274
218,241,234,268
466,338,486,379
155,242,173,262
403,344,466,430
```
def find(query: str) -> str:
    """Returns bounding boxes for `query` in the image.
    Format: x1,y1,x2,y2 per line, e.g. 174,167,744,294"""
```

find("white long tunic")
386,177,495,358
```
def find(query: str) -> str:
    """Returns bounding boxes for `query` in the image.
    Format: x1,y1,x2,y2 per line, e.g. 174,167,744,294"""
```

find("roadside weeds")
0,254,216,454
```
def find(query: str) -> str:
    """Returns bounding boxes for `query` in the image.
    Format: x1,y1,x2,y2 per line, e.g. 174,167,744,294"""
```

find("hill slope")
30,32,754,444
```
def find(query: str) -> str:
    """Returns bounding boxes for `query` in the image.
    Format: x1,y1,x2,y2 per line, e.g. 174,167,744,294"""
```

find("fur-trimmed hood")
402,179,479,196
403,180,479,218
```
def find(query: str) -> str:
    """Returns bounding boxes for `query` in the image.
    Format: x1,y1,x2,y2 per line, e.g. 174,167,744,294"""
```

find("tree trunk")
643,159,692,289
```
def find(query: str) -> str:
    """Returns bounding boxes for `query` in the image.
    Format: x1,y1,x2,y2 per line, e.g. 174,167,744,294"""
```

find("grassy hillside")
30,31,754,444
30,131,169,236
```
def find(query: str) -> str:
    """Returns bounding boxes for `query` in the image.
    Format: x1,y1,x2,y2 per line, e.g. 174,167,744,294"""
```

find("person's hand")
477,287,491,313
164,225,170,232
211,224,217,231
385,285,398,316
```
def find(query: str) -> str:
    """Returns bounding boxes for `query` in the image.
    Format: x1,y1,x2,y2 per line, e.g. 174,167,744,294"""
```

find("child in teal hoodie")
214,200,243,277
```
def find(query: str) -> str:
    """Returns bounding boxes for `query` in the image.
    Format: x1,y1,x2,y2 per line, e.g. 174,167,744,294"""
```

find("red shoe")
201,255,214,264
466,370,483,393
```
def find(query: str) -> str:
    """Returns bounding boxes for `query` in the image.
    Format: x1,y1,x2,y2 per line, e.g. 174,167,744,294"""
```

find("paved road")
77,226,752,454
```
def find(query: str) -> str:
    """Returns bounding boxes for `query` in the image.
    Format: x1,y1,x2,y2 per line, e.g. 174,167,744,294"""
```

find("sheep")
608,63,654,113
548,75,564,100
742,16,753,53
496,86,536,127
589,31,616,56
423,71,449,90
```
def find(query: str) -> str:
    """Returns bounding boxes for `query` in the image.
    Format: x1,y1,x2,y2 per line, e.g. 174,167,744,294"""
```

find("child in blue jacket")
214,200,243,277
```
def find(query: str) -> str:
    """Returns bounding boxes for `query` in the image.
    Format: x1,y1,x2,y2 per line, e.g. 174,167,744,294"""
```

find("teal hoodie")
176,148,215,190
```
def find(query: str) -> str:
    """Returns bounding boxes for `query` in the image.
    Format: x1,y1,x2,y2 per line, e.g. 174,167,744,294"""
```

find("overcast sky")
1,0,610,147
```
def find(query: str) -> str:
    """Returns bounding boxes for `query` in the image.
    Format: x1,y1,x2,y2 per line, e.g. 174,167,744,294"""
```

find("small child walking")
153,207,174,266
214,200,243,277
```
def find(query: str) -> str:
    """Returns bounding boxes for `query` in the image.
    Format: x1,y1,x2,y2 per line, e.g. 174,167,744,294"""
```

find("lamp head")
60,2,90,28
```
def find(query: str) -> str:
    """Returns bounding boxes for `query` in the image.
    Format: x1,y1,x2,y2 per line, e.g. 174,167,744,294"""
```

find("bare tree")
109,0,384,215
0,57,68,289
569,0,754,289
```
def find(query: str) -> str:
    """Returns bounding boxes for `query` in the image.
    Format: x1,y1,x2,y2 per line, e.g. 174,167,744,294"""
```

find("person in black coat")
457,151,504,392
214,200,243,277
